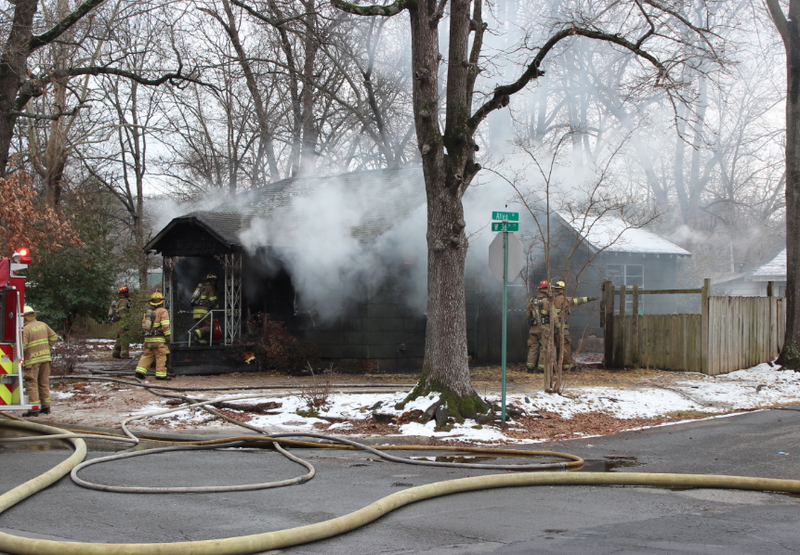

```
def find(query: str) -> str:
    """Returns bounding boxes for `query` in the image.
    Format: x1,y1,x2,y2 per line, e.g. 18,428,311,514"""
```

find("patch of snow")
72,362,800,444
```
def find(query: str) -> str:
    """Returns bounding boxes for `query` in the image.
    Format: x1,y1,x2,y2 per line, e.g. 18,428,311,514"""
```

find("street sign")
491,222,519,232
492,211,519,221
488,232,524,283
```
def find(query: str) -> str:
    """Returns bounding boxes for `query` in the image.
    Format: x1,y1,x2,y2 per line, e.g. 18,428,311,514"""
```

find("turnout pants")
23,361,52,408
136,343,170,378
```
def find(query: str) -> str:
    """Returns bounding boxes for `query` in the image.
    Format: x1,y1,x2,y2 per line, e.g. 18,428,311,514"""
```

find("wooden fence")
602,279,785,376
71,315,115,339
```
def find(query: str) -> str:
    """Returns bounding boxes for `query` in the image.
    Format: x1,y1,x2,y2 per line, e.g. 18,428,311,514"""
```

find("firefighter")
109,286,132,359
135,292,172,380
551,281,599,370
191,273,219,345
526,280,552,373
21,306,59,417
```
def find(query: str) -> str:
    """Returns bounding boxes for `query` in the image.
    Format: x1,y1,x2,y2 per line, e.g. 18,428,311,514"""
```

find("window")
606,264,644,313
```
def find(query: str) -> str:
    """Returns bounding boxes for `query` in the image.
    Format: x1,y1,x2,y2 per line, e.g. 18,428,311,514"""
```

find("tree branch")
765,0,790,47
468,26,667,132
330,0,412,17
28,0,107,52
13,106,82,120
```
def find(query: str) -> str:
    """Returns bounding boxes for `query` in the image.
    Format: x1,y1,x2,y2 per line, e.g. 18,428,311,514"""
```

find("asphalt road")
1,407,799,554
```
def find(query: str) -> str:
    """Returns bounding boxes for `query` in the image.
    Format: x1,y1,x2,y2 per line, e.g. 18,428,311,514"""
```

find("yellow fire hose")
2,417,800,555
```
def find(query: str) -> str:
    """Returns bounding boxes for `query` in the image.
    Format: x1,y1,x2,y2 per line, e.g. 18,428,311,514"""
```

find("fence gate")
602,279,785,375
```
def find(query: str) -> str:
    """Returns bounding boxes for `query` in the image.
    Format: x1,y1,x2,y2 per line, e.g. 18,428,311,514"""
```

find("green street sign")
492,211,519,221
492,222,519,232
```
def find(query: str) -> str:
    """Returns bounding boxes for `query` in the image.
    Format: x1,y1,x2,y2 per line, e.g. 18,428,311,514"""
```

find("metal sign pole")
489,210,522,424
501,230,508,423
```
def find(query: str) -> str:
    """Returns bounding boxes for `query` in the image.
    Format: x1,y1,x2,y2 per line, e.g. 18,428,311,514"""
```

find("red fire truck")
0,248,34,410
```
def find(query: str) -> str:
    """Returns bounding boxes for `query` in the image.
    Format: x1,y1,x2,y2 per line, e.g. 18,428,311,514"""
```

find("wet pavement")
1,406,799,554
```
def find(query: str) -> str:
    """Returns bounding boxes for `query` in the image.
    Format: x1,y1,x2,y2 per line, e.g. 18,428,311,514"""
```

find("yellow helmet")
554,281,566,289
149,292,165,306
22,305,36,316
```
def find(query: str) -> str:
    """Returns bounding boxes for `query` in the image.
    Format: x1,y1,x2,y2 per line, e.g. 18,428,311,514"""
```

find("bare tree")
72,10,178,291
332,0,721,416
0,0,197,178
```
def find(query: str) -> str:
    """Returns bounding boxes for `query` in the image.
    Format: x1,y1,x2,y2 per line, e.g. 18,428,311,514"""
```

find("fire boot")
22,409,39,417
39,407,51,415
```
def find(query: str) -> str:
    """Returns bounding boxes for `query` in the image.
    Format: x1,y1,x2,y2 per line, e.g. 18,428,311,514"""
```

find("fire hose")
2,408,800,555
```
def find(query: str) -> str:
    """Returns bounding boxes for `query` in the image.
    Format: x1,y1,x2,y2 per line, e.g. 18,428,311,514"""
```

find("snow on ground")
94,363,800,444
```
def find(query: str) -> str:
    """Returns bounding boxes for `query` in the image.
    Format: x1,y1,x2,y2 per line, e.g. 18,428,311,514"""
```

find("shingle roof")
218,165,426,243
746,246,786,282
146,166,426,254
556,213,692,256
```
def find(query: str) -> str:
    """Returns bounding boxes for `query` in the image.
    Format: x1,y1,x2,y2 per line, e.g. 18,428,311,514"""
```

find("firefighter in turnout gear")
135,292,172,380
109,286,132,359
551,281,598,370
526,280,552,373
191,273,219,345
21,306,59,417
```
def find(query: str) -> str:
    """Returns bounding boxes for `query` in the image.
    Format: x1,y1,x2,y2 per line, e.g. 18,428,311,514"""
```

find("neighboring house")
542,212,692,338
465,210,692,361
713,244,786,297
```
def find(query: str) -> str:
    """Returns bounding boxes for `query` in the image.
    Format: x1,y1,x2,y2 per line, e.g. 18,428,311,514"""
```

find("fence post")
632,284,639,366
602,281,615,368
616,285,627,367
701,278,710,375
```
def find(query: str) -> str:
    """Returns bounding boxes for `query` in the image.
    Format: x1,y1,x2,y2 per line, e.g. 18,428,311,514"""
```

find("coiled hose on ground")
2,414,800,555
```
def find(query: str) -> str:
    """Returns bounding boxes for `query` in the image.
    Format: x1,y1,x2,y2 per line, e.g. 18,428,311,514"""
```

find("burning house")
145,166,429,374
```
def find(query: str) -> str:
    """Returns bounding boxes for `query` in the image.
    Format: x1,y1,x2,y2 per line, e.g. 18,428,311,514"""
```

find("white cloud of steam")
237,171,430,322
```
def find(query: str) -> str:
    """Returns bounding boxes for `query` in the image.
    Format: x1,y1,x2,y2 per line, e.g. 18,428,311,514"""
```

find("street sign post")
489,210,521,422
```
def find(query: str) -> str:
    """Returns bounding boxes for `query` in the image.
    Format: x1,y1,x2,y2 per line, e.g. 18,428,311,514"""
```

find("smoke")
231,165,539,323
237,170,429,322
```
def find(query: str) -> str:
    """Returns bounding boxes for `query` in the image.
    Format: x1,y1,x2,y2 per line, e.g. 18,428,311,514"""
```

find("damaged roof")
145,166,426,256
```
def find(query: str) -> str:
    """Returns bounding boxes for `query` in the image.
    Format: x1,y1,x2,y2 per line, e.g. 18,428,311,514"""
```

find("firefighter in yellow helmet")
191,273,219,345
525,280,552,373
109,286,132,359
21,306,59,417
551,280,598,370
135,292,172,380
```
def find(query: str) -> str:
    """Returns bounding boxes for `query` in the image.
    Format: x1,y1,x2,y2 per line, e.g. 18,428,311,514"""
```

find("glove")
589,296,599,301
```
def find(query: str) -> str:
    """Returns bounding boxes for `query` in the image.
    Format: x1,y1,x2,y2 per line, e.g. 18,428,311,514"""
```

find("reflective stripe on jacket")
143,307,171,344
22,320,58,367
192,285,218,319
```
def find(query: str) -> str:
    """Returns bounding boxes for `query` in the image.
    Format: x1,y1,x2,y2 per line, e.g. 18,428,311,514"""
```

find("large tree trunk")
767,0,800,368
779,22,800,368
404,0,486,416
0,0,38,177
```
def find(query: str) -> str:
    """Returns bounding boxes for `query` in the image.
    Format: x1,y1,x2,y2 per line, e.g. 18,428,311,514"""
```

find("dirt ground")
18,343,717,444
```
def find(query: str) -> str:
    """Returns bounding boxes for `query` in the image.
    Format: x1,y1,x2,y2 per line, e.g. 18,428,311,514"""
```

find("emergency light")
11,248,32,265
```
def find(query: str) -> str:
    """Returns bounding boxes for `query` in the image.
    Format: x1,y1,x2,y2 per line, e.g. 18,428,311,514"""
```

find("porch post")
223,253,242,345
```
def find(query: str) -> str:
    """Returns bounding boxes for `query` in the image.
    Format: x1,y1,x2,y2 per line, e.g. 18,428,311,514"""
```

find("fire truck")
0,248,34,410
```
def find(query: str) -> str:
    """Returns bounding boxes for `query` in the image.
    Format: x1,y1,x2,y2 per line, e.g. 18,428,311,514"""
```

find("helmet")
149,292,165,306
554,281,566,289
538,280,550,289
22,305,35,316
206,273,217,281
118,286,129,295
